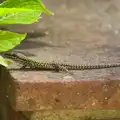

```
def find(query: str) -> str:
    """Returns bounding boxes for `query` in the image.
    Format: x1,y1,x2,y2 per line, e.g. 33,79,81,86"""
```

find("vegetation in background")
0,0,53,67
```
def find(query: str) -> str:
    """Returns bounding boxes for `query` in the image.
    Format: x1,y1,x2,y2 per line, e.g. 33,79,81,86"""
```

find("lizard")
2,52,120,73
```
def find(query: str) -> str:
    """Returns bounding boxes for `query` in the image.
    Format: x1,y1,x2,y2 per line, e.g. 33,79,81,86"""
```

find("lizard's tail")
64,63,120,70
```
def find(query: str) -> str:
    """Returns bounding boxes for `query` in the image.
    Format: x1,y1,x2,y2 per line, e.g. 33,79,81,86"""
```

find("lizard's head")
2,52,26,60
3,52,18,59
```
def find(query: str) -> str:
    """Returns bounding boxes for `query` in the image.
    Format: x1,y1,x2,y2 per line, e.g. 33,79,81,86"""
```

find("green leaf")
0,0,53,14
0,0,54,24
0,11,41,24
0,30,26,52
0,55,13,67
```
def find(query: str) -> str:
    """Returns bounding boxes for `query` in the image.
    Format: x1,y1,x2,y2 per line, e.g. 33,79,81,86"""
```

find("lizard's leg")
51,61,69,72
51,61,74,75
10,61,28,69
19,62,29,69
20,65,28,69
17,53,31,69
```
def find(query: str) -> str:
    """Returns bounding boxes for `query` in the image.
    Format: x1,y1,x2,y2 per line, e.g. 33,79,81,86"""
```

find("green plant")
0,0,53,67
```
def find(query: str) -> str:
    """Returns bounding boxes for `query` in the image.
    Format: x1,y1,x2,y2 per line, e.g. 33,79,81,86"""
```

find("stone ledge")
8,71,120,111
0,65,29,120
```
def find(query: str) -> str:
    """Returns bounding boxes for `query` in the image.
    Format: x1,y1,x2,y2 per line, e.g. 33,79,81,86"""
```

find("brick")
8,71,120,111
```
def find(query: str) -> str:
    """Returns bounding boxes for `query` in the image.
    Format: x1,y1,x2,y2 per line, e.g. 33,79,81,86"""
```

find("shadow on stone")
14,39,61,50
